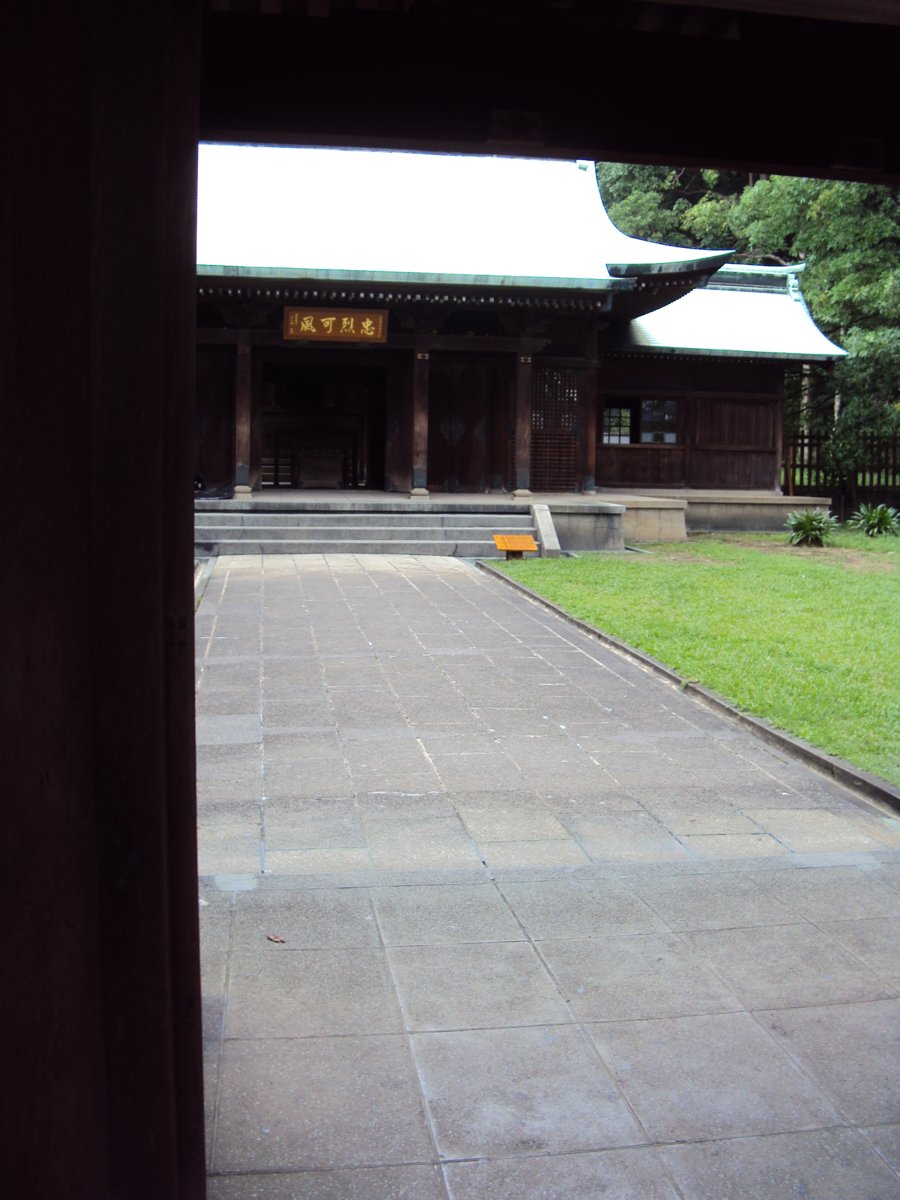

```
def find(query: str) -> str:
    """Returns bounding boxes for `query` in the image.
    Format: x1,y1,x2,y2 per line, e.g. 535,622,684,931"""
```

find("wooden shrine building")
195,146,843,500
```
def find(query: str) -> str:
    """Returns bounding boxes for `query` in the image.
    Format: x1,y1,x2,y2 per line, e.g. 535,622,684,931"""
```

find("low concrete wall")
684,495,830,533
621,498,688,543
595,489,836,541
532,504,561,557
547,503,626,552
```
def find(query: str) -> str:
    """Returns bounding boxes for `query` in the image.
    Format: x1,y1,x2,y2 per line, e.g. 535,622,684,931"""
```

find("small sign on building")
283,308,388,343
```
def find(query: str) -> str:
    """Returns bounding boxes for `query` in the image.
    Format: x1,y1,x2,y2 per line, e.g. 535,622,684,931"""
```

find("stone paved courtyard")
196,553,900,1199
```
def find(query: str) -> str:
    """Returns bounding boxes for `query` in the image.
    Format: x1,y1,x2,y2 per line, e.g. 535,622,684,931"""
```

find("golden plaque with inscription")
283,308,388,343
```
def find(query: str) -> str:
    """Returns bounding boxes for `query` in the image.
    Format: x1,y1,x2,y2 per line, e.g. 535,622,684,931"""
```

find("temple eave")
606,250,733,278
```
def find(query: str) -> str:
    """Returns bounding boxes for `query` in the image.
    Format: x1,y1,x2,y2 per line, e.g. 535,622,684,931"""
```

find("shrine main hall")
194,145,842,504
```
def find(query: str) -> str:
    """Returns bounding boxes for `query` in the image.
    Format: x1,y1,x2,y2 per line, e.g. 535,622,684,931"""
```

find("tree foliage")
728,178,900,333
597,163,748,250
597,164,900,492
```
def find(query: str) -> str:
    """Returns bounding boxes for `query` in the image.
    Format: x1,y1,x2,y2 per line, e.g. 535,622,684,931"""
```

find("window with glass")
601,398,679,445
602,406,633,444
640,398,678,444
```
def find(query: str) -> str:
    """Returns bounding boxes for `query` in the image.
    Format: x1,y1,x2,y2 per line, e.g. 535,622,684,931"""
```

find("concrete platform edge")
194,557,216,610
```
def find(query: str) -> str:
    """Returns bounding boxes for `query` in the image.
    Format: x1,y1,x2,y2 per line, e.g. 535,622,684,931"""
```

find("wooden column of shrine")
578,319,599,493
772,375,786,492
489,372,510,492
513,346,534,497
411,332,431,496
234,330,253,497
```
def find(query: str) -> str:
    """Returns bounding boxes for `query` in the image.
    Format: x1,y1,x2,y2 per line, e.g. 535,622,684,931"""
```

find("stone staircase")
194,501,541,558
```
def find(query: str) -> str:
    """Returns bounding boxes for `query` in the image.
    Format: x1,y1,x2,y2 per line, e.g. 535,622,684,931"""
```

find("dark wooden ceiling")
200,0,900,183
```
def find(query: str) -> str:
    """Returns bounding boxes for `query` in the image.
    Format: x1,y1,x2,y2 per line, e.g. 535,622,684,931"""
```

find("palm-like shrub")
847,503,900,537
786,508,839,547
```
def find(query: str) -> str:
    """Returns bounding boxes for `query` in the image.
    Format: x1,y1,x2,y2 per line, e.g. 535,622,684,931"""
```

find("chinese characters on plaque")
283,308,388,343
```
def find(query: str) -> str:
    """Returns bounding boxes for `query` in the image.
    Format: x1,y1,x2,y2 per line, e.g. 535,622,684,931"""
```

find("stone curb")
476,560,900,817
193,557,215,610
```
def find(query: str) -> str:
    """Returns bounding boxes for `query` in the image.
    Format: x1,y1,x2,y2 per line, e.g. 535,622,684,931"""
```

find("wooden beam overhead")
199,2,900,183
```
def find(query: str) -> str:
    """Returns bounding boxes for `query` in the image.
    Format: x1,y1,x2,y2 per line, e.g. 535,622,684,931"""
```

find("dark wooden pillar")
490,366,512,491
578,320,600,493
514,347,534,496
5,3,206,1198
411,334,431,496
234,331,253,497
773,374,785,492
683,388,696,487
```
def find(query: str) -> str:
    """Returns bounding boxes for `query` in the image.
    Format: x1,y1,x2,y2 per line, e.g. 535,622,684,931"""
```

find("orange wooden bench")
493,533,538,559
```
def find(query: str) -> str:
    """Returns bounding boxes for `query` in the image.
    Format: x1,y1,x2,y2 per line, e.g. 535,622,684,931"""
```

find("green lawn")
497,532,900,788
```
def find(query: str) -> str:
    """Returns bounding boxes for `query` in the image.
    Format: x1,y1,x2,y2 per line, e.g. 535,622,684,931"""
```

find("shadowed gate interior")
261,361,386,489
428,357,513,493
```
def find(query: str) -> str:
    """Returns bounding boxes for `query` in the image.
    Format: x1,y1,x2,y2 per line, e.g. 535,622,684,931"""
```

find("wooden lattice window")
532,368,579,492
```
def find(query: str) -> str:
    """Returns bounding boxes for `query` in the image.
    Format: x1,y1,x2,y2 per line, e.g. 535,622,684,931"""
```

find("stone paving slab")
196,554,900,1198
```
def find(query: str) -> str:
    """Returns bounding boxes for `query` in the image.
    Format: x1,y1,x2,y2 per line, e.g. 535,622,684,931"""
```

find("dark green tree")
729,178,900,504
596,162,750,250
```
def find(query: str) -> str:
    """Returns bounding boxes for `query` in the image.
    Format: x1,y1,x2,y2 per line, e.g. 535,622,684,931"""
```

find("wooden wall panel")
690,450,778,489
596,365,783,491
694,397,776,449
692,362,781,394
598,359,694,393
596,446,686,487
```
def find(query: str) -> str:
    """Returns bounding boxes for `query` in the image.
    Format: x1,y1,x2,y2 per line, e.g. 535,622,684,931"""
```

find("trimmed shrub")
847,503,900,537
786,508,839,547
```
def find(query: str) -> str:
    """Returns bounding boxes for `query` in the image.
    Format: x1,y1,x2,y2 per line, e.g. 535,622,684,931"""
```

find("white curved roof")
196,144,727,287
623,269,846,360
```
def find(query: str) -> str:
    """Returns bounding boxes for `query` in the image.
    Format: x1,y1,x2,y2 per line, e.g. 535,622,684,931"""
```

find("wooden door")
428,360,490,492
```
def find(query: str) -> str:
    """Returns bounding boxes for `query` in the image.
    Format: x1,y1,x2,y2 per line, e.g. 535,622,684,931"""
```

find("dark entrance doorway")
261,362,386,489
428,358,512,492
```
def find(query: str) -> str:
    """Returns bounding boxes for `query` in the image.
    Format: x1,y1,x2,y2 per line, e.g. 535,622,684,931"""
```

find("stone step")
194,502,543,557
194,522,534,542
194,537,515,557
195,511,535,529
